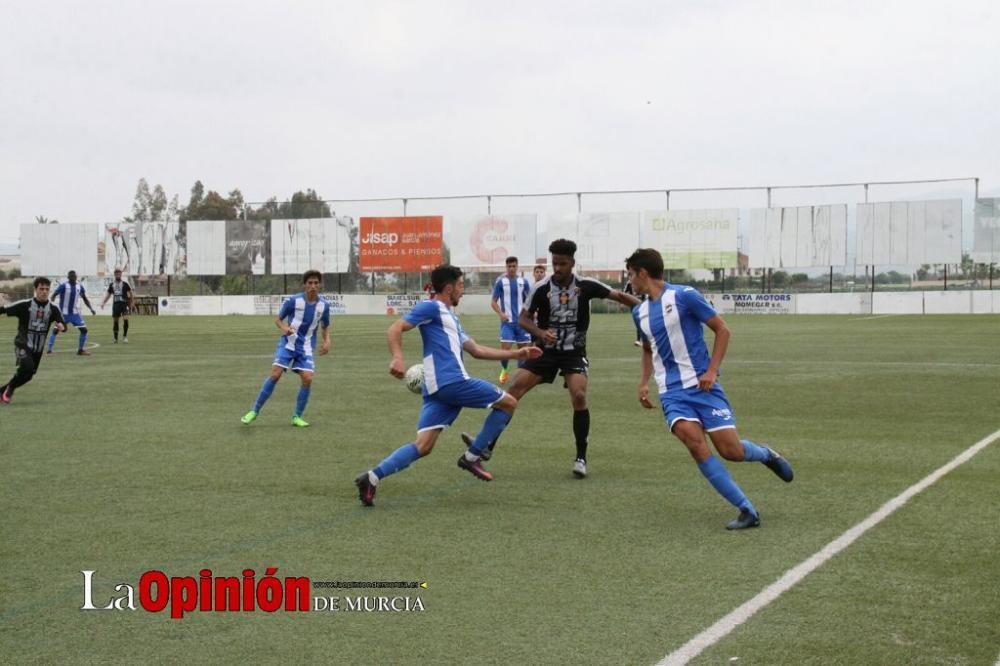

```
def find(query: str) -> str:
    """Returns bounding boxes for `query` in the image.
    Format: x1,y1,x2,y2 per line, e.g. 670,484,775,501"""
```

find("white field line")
598,357,1000,368
656,427,1000,666
847,314,899,321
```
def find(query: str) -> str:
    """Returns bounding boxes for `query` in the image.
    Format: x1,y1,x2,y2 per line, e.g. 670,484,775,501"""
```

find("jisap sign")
359,217,442,272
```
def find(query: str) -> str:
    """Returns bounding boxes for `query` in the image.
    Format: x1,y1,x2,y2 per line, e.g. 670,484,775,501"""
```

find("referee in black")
0,277,65,404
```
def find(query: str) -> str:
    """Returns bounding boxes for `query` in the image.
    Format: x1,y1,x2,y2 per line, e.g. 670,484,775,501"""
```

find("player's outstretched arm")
273,314,295,336
517,309,556,346
51,305,66,332
609,289,642,309
638,343,655,408
700,315,731,391
462,339,542,362
387,319,415,378
318,324,332,356
490,298,509,321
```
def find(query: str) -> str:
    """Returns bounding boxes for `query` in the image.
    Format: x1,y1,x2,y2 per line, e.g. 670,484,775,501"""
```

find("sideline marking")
847,314,899,321
657,427,1000,666
46,341,101,354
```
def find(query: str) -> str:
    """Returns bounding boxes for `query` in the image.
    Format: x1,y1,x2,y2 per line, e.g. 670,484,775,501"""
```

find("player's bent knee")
718,447,742,461
414,433,439,456
496,394,518,412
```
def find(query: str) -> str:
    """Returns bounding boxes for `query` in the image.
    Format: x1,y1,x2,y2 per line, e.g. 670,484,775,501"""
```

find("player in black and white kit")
100,269,135,343
461,238,640,477
0,277,65,404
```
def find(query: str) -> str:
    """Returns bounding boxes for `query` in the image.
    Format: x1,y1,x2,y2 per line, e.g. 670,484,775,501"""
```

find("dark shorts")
15,348,42,376
520,349,589,384
113,302,130,318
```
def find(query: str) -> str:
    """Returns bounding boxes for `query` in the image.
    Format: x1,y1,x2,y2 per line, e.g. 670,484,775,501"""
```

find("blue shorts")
63,313,86,328
499,321,531,344
273,346,315,373
659,384,736,432
417,378,505,432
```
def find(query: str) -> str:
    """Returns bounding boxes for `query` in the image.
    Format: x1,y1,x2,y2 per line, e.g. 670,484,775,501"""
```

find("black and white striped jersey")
526,275,612,352
1,298,64,353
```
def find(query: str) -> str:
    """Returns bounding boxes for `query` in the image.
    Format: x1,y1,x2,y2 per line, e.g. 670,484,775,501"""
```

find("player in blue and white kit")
626,248,794,530
491,256,533,384
241,270,331,428
47,270,96,356
354,264,542,507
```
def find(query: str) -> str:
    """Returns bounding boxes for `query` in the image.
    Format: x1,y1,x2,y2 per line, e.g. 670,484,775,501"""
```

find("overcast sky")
1,0,998,244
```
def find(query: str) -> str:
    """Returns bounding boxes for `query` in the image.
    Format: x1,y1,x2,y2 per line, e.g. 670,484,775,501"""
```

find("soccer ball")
404,364,424,394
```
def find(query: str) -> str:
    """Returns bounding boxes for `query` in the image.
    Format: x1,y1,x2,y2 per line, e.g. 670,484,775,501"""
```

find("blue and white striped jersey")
492,275,531,321
403,299,472,394
633,284,718,394
277,293,331,356
52,282,87,317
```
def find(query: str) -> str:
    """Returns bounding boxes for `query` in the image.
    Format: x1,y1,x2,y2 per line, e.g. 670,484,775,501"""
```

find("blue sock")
48,332,57,351
740,439,771,462
79,331,88,351
295,386,310,417
697,455,755,513
470,409,512,455
373,443,421,480
252,377,277,412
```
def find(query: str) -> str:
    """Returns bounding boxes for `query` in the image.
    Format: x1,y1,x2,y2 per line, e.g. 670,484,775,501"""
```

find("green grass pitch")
1,313,998,664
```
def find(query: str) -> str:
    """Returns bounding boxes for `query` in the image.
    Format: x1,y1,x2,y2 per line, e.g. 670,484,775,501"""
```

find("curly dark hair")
548,238,577,258
430,264,464,293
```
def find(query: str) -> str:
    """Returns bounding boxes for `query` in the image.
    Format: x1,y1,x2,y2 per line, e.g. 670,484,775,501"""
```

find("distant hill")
0,243,18,255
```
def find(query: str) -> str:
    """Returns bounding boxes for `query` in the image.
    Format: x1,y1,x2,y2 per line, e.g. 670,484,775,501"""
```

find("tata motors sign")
713,293,795,314
359,217,442,272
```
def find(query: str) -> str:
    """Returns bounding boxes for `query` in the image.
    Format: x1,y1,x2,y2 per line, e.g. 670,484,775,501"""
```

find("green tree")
180,181,245,292
35,216,59,224
960,253,974,278
182,181,243,221
125,178,180,223
248,189,369,293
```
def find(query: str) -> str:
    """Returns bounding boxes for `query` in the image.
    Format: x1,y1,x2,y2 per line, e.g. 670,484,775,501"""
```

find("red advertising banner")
359,216,443,272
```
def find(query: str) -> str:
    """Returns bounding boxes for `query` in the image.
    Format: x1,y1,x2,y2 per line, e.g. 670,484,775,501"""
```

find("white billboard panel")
446,214,537,268
21,224,98,276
